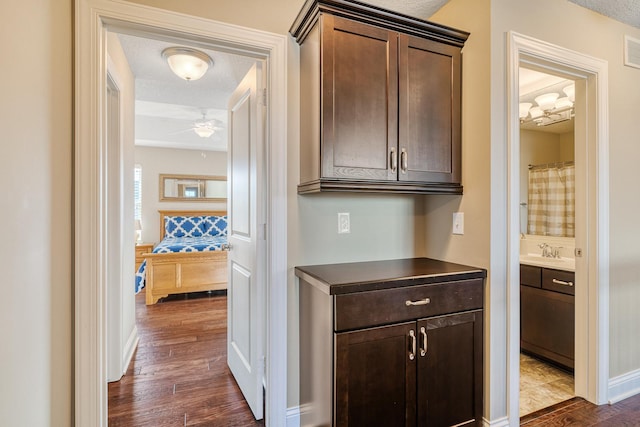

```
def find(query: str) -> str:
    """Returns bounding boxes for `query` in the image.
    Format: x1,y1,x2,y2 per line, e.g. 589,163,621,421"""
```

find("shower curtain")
527,164,575,237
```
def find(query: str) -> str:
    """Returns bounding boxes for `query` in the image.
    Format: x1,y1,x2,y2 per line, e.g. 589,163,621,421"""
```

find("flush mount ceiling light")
161,47,213,81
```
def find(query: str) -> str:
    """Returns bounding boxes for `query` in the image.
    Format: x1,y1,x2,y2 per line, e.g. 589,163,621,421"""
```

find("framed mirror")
159,174,227,202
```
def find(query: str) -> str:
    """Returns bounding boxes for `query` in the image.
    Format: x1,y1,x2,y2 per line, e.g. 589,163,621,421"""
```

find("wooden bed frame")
143,209,228,305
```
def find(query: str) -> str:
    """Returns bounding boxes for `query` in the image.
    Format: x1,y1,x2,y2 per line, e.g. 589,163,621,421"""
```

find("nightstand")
135,242,154,272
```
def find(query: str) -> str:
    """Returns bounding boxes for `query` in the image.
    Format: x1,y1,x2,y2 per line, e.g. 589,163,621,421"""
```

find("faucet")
538,243,562,258
538,243,552,258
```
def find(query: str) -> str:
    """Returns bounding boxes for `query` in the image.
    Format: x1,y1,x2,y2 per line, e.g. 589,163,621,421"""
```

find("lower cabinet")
520,264,575,370
296,258,486,427
335,311,482,426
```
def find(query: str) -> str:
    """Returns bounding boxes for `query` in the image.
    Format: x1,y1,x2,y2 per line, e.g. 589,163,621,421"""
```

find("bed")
135,210,228,305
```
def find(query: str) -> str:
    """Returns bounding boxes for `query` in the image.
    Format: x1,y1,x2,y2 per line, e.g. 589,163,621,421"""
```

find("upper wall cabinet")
290,0,469,195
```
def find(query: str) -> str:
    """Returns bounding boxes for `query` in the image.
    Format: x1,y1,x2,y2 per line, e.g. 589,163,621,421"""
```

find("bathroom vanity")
296,258,486,426
520,263,575,370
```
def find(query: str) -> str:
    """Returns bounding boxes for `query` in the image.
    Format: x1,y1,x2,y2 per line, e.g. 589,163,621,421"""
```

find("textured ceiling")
116,33,255,152
364,0,450,19
569,0,640,29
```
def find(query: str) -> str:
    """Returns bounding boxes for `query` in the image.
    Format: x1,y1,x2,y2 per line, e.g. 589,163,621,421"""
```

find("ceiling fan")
190,112,223,138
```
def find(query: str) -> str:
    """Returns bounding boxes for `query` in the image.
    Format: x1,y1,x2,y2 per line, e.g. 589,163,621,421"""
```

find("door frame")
505,32,609,424
74,1,288,425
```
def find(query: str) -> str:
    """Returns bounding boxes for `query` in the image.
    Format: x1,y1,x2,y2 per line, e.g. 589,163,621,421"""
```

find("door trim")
74,1,288,425
506,31,609,424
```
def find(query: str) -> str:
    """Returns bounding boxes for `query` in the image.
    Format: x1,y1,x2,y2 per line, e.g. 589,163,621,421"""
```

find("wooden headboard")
158,209,227,240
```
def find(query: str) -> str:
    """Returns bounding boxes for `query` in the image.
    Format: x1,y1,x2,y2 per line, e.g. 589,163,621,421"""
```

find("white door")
227,62,266,420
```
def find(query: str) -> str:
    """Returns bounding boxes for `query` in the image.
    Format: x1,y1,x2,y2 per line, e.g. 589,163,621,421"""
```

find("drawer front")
334,279,483,332
542,268,575,295
520,264,541,288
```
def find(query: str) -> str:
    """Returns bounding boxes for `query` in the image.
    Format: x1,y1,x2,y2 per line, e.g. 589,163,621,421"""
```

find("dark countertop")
295,257,486,295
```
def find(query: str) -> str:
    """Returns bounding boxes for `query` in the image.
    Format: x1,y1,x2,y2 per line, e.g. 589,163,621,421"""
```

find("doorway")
517,67,576,417
106,28,262,423
506,32,610,425
74,1,288,425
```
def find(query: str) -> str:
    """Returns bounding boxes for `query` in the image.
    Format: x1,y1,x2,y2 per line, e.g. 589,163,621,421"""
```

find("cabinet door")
521,285,575,369
417,311,483,427
398,34,461,184
321,15,398,181
335,322,416,426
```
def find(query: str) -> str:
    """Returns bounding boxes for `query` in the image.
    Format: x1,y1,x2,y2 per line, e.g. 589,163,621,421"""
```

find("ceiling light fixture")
520,84,576,127
194,124,215,138
161,47,213,81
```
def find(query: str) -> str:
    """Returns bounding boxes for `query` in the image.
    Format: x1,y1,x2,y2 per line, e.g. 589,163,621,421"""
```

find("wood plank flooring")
108,291,264,426
521,394,640,426
109,291,640,426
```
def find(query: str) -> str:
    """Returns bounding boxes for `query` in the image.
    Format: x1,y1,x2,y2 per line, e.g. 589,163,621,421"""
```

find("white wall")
0,0,72,425
134,146,227,243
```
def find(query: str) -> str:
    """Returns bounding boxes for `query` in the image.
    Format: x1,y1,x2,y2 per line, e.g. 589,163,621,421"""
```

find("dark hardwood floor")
521,395,640,426
109,291,640,426
108,291,264,426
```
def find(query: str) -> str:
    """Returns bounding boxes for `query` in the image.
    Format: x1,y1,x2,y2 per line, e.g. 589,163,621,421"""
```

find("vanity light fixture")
519,102,532,119
162,47,213,81
562,83,575,102
534,92,560,111
520,84,576,127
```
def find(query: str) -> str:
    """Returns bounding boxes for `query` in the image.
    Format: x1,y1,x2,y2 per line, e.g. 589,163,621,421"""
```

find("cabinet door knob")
408,329,416,360
405,297,431,306
420,326,427,356
390,148,397,173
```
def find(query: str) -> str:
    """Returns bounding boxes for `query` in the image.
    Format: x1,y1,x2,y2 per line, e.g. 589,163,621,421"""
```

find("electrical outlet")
452,212,464,235
338,212,350,234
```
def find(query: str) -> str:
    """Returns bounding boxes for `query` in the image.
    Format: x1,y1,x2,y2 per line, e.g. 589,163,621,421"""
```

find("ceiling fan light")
162,47,213,81
519,102,532,119
534,92,559,111
194,126,215,138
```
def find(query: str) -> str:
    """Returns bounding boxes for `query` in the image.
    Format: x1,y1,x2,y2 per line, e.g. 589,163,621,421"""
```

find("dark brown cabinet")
290,0,468,195
296,258,486,426
520,264,575,370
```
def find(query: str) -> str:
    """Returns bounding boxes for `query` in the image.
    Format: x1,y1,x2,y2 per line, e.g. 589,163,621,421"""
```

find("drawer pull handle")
420,326,427,357
406,298,431,307
408,330,416,360
552,278,574,287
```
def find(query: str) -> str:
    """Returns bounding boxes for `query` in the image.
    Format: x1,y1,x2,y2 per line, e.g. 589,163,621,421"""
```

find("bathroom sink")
519,254,575,272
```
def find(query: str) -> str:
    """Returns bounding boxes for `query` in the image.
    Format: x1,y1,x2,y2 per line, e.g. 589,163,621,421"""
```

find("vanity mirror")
159,174,226,202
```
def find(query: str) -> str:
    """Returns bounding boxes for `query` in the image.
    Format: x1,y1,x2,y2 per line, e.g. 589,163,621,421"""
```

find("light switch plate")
338,212,350,234
453,212,464,235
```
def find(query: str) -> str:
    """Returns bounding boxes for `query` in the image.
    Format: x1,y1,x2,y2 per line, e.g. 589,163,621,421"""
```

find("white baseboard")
122,325,139,376
608,367,640,404
483,416,509,427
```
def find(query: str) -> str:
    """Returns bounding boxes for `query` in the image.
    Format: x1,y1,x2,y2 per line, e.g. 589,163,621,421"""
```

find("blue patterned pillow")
164,216,207,238
202,215,227,237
